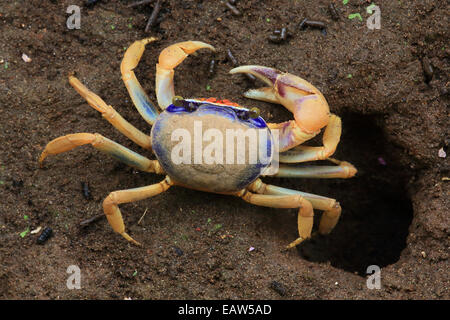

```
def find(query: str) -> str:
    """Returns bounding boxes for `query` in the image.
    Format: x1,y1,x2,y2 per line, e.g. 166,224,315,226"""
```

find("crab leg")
39,133,164,174
69,76,152,150
156,41,215,109
248,179,342,245
270,159,357,179
230,66,338,153
121,37,160,125
278,115,342,163
237,188,314,249
103,176,173,245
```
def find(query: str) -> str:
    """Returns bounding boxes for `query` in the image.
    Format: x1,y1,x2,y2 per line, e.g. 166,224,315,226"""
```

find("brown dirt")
0,0,448,299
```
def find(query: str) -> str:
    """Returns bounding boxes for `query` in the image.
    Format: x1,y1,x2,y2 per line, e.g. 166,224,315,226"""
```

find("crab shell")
151,99,274,193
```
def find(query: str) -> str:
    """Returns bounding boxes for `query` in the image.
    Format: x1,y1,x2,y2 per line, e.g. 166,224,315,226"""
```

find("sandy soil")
0,0,448,299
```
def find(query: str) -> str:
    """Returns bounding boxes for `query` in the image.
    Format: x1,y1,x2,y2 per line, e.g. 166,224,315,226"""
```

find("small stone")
377,157,387,165
30,226,42,234
22,53,32,63
421,251,426,258
173,246,184,256
270,281,287,296
438,147,446,158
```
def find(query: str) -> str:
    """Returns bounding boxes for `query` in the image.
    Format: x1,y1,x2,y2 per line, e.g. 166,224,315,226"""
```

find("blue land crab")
40,38,356,248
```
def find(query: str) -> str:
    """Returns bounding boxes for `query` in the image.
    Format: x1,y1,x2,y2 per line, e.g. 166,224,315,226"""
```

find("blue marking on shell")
166,105,188,113
248,116,267,129
166,100,268,129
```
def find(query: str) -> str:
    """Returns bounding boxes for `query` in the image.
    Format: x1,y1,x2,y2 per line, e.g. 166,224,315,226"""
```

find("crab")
39,38,357,249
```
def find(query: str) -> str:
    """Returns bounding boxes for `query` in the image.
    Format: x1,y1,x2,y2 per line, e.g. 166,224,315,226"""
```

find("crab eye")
172,96,184,107
236,107,261,121
248,107,260,119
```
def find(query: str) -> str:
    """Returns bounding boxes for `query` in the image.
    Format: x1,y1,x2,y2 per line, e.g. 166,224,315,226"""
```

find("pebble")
30,226,42,234
377,157,387,165
173,246,184,256
421,56,433,83
270,280,287,296
22,53,32,63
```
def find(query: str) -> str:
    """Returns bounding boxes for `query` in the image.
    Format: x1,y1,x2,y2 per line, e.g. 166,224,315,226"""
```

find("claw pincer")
230,66,331,148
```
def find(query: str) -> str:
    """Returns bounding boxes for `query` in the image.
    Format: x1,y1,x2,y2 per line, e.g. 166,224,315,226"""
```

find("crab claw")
229,65,330,134
156,41,215,109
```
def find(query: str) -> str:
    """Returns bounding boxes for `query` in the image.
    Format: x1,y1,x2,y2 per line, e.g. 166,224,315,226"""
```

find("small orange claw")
158,41,215,70
156,41,215,109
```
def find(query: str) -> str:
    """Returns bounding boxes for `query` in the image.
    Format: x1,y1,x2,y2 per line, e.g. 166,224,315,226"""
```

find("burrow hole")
296,113,414,276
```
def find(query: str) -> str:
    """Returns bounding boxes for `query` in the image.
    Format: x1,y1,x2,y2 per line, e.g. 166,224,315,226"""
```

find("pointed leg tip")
142,37,159,45
122,232,142,246
38,153,47,167
286,237,307,249
133,240,142,247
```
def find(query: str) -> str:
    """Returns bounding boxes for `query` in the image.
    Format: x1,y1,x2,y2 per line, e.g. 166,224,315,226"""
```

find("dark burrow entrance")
296,113,414,276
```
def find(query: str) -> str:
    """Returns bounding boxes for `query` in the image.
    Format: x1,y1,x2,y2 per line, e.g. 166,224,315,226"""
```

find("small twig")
79,214,104,227
225,1,241,16
127,0,154,8
227,49,256,81
226,49,239,66
208,59,216,78
299,18,327,30
145,0,162,32
298,18,308,29
138,208,148,225
304,20,326,29
422,56,434,83
81,181,93,200
85,0,101,7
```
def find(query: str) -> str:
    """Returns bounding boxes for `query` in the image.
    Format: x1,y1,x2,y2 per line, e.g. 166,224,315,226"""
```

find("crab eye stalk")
248,107,260,119
172,96,184,107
